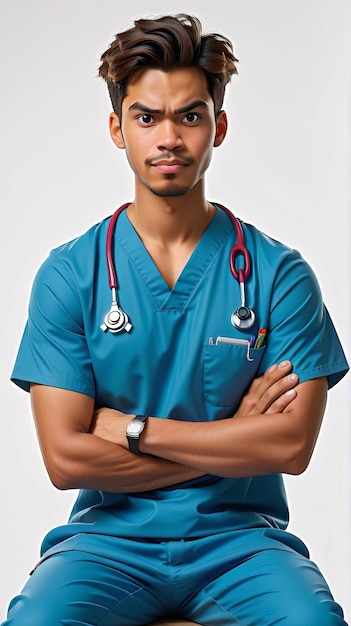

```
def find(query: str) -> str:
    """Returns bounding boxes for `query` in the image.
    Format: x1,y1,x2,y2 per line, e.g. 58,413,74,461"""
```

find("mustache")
145,152,194,166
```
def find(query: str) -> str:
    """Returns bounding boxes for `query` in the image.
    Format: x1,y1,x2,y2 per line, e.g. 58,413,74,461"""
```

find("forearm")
55,432,204,492
141,412,296,477
139,378,327,477
30,385,203,493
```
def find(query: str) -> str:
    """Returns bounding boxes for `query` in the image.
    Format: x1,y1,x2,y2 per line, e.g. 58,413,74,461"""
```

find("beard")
140,174,194,198
138,154,197,197
148,184,192,197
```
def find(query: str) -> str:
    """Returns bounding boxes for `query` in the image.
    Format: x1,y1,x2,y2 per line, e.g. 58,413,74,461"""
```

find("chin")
148,184,192,198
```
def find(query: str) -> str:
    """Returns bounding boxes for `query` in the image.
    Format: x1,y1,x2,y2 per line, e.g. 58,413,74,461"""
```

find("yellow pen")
254,328,266,349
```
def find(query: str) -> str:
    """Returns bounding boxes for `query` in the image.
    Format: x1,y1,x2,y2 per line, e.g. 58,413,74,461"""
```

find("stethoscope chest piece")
231,305,255,330
100,288,132,334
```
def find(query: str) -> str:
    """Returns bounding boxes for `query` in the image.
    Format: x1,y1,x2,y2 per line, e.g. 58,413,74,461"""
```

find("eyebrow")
128,100,209,115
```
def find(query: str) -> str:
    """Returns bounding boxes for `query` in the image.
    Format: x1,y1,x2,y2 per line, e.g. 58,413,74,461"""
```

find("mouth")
152,161,189,174
147,156,193,174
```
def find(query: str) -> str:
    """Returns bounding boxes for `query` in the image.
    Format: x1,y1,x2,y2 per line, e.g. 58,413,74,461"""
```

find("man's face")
110,67,227,199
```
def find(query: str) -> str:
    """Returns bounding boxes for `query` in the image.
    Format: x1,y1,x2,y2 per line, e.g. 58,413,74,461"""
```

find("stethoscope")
100,203,255,334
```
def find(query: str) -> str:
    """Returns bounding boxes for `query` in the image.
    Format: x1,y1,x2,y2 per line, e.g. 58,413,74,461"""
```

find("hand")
90,407,133,447
233,360,299,419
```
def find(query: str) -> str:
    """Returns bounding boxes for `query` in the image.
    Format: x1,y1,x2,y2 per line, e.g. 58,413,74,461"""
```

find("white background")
0,0,350,622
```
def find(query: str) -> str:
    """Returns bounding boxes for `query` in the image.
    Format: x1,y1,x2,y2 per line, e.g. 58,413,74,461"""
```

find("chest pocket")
203,343,266,407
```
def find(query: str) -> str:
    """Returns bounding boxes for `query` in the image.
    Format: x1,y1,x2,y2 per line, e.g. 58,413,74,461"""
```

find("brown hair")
98,14,238,119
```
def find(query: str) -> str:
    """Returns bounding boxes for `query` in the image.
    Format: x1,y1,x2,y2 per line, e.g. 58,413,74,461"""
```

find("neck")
127,185,214,248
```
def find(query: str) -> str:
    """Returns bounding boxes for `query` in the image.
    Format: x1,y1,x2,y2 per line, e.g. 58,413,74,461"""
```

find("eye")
137,114,154,125
183,112,200,124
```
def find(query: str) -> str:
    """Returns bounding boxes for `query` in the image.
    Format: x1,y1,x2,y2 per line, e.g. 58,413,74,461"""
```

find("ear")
109,112,125,149
214,110,228,147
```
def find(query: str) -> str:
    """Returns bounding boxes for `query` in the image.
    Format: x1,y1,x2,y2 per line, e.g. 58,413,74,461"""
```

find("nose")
156,120,184,152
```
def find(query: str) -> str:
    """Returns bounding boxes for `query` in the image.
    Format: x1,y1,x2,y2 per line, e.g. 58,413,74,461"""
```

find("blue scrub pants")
2,529,347,625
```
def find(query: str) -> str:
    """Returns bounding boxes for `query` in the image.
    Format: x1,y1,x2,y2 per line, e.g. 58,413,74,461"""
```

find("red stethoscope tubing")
106,203,130,289
215,203,251,283
105,203,251,290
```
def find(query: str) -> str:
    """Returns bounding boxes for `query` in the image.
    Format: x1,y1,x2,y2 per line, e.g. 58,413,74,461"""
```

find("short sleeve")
11,252,95,397
257,249,349,389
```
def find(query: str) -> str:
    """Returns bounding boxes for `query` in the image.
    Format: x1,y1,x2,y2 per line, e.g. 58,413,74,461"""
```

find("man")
3,13,349,626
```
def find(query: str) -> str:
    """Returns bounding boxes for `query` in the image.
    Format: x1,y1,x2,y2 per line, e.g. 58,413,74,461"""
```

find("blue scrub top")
11,205,349,555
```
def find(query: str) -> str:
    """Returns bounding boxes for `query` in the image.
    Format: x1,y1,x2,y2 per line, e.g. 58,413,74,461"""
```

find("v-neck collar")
116,204,234,310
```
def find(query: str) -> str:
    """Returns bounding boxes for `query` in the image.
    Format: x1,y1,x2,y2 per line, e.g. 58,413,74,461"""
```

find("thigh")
2,550,165,626
186,548,347,626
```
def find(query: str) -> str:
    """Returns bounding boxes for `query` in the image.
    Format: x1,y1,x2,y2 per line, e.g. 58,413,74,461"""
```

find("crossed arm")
30,361,327,493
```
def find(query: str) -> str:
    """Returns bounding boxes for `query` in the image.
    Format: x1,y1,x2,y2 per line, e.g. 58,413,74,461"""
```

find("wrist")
126,415,149,454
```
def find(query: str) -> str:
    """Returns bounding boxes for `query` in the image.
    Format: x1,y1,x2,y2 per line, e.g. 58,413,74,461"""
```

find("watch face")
127,421,144,436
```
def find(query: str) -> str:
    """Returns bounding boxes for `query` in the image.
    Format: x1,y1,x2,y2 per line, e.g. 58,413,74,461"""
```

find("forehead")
123,67,213,110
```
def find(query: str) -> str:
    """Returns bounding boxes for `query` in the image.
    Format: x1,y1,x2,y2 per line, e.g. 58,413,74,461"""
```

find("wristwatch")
126,415,149,454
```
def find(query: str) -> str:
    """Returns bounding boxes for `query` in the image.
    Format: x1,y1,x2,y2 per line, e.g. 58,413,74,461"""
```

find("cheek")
123,139,143,170
195,136,215,170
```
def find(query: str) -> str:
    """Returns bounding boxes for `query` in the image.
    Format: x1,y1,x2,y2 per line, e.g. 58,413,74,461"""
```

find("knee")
2,593,56,626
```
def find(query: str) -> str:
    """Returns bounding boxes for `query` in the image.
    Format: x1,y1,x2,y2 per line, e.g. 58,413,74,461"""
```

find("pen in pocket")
253,328,266,349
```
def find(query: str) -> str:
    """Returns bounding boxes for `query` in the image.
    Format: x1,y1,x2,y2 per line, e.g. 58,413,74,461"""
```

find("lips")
150,159,191,174
153,163,187,173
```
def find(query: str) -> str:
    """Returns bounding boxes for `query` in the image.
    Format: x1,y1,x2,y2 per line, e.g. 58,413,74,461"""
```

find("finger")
248,372,299,415
247,361,292,400
264,387,297,414
234,361,297,419
238,361,293,415
261,360,293,385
